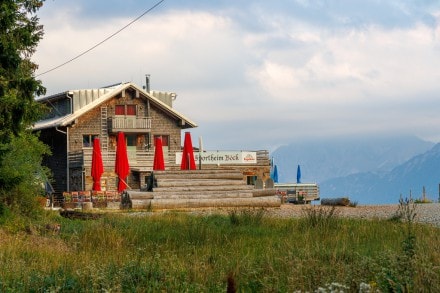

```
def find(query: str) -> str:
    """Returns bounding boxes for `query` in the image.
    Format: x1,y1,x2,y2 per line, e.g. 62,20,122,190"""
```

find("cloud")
33,1,440,150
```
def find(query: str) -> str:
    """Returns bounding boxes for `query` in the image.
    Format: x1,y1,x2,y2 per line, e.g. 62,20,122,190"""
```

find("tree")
0,0,46,142
0,0,49,217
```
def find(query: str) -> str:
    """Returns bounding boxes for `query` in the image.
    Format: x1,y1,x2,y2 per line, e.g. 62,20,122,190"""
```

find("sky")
32,0,440,151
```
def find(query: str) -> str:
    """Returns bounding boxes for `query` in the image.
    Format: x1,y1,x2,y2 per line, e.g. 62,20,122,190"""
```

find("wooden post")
198,136,203,170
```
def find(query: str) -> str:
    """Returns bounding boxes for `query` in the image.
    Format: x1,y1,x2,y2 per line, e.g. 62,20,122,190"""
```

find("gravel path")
183,203,440,226
134,203,440,227
266,203,440,227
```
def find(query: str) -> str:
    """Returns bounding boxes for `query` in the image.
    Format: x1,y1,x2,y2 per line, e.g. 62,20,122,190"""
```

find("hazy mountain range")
271,135,437,204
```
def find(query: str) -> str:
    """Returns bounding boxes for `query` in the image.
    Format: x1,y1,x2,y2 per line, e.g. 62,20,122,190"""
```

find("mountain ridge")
320,143,440,204
271,135,436,204
273,135,434,183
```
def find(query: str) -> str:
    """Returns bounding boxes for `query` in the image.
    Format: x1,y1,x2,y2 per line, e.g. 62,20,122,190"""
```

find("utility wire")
35,0,165,78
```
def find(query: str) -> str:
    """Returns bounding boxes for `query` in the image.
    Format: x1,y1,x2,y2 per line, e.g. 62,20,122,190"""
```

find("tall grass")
0,208,439,292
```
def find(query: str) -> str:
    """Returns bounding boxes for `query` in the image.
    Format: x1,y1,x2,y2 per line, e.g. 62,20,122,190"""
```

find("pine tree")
0,0,49,217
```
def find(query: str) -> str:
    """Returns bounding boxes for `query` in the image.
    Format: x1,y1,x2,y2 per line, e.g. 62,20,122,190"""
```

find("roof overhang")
33,82,197,131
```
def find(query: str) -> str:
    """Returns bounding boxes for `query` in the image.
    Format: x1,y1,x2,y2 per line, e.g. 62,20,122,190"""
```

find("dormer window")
115,105,137,116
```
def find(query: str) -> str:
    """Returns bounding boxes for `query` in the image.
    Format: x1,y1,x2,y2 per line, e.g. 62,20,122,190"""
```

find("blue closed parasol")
273,165,279,183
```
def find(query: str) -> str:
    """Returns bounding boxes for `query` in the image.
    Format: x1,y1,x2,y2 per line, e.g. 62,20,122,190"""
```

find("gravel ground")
131,203,440,227
266,203,440,227
181,203,440,227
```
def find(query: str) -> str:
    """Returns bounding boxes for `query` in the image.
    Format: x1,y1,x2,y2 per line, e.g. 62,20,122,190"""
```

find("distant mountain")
320,143,440,204
272,135,434,184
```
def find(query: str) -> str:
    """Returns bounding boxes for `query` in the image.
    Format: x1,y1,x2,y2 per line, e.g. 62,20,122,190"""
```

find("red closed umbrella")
115,132,130,192
180,132,196,170
91,138,104,191
153,137,165,170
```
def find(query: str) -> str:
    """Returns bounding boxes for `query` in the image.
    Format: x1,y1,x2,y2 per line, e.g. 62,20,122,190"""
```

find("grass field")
0,206,439,292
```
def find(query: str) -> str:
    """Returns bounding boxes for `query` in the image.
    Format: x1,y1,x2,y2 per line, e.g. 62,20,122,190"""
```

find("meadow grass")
0,208,439,292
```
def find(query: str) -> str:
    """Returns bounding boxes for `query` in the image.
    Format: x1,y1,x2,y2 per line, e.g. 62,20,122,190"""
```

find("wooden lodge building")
33,82,279,209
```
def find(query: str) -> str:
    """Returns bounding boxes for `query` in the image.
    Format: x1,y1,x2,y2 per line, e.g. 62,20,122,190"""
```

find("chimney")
145,74,150,93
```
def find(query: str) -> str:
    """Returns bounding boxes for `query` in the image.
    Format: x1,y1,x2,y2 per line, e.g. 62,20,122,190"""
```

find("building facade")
33,82,197,196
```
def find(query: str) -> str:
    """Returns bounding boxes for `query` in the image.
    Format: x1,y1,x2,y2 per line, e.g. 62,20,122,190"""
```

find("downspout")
55,92,73,192
66,92,73,192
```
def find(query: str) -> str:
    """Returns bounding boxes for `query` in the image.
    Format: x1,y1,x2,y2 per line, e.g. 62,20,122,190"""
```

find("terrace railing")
108,116,152,133
68,149,270,170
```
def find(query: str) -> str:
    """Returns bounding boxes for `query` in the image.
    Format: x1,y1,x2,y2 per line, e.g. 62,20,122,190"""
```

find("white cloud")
33,1,440,149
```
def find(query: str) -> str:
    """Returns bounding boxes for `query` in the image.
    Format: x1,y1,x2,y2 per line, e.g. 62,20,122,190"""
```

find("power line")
35,0,165,78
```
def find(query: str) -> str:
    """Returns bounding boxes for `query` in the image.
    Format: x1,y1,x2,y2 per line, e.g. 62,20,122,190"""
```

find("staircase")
125,169,280,210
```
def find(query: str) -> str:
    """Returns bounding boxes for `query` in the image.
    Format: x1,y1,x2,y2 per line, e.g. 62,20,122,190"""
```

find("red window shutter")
115,105,125,115
126,105,137,116
154,135,168,146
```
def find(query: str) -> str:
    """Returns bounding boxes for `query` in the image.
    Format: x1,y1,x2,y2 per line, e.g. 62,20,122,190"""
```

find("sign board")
175,151,257,165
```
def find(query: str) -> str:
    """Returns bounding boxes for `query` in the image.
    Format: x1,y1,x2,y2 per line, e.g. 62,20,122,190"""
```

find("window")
83,134,99,147
115,104,137,116
246,176,257,185
154,135,169,147
126,134,137,146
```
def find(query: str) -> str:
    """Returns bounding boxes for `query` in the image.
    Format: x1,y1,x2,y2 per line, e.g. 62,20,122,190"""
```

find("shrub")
0,132,50,218
228,208,266,226
300,205,340,230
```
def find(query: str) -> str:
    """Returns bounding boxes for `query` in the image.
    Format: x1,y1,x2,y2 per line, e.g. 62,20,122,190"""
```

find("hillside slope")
272,135,433,184
320,143,440,204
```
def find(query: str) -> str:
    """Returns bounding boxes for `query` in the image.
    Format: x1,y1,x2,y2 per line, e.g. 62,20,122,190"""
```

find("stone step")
154,172,244,180
153,168,240,176
152,191,254,200
153,184,254,192
130,196,281,210
157,179,247,187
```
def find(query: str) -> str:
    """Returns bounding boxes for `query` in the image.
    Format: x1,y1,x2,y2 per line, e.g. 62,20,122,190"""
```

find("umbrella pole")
198,136,203,170
118,177,132,190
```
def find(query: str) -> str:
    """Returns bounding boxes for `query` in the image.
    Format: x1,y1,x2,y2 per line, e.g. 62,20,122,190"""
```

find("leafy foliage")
0,0,48,217
0,0,46,141
0,131,50,217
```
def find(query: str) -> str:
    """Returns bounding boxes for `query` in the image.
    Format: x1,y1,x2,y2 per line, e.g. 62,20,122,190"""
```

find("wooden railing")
256,150,270,165
70,149,173,169
69,149,271,170
108,116,152,133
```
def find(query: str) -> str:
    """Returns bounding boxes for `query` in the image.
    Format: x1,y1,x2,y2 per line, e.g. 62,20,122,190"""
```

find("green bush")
228,208,266,226
0,132,50,219
300,205,340,230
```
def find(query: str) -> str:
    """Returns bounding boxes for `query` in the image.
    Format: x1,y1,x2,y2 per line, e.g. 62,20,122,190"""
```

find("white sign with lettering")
175,151,257,165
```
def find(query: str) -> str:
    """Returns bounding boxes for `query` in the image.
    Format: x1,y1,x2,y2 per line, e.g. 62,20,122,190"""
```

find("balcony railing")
69,149,270,170
108,116,152,133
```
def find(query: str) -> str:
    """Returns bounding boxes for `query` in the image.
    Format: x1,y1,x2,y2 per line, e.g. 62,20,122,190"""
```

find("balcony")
108,116,152,133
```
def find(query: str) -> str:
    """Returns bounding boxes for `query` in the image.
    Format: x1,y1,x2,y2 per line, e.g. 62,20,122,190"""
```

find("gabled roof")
33,82,197,130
